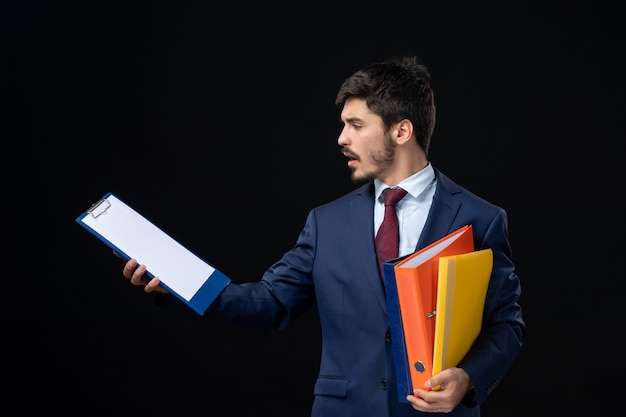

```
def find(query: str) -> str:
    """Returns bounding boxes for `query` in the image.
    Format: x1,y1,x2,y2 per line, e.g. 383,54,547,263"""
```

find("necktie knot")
382,187,407,207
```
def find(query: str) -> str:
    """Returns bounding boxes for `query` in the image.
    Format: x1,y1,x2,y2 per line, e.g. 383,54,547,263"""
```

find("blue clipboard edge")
75,192,231,316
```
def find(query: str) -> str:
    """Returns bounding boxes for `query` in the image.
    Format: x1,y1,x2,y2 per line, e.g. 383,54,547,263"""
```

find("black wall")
7,2,623,415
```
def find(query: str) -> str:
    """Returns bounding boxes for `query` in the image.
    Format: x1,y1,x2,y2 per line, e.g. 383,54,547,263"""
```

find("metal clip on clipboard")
86,198,111,218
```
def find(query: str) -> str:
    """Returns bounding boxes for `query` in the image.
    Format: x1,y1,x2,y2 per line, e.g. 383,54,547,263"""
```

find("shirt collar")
374,162,435,201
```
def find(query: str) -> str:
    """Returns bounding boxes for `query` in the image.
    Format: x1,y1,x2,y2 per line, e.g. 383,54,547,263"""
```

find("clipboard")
76,192,230,315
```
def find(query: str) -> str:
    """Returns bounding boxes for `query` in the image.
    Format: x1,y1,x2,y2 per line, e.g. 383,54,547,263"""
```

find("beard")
351,167,377,185
349,133,396,185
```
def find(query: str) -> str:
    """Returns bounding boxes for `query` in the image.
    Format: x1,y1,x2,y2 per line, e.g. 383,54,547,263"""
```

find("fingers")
122,258,140,280
407,368,470,413
144,277,162,293
130,264,148,287
122,258,148,287
122,258,168,294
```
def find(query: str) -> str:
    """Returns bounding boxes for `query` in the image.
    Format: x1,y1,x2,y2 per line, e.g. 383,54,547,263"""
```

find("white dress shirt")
374,163,437,257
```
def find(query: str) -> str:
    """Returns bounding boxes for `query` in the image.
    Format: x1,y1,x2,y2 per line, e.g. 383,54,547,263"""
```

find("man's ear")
394,119,414,145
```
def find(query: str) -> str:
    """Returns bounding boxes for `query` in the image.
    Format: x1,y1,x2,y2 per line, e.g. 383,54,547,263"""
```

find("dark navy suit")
172,167,525,417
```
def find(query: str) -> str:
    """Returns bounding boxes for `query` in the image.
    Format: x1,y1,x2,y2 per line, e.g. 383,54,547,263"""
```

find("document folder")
383,253,413,402
76,192,230,315
432,248,493,378
384,225,491,402
394,225,473,396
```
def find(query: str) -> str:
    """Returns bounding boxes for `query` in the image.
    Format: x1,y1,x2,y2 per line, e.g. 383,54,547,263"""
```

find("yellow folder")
431,248,493,383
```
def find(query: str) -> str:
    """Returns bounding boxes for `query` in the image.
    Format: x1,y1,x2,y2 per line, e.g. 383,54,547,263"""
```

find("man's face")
338,97,395,185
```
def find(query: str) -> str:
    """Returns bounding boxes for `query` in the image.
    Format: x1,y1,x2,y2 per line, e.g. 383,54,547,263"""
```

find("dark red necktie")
375,187,407,277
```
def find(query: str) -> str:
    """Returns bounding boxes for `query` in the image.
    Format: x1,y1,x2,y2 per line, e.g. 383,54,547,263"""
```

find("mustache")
341,147,359,160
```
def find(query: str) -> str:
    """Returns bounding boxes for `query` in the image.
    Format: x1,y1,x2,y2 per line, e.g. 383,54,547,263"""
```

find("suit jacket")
167,167,525,417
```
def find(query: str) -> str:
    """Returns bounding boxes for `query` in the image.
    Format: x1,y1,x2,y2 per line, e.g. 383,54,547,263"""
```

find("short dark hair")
335,55,436,154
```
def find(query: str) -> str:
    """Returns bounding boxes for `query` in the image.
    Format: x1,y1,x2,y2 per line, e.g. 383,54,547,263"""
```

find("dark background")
6,1,624,415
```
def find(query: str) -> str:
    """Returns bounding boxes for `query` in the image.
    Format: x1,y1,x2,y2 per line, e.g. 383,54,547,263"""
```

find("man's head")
336,56,435,186
336,55,436,155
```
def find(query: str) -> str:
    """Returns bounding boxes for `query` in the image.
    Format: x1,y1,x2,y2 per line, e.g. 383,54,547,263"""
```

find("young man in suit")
122,55,525,416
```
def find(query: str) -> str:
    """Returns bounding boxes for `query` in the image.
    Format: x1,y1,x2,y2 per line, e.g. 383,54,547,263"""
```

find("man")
122,55,525,416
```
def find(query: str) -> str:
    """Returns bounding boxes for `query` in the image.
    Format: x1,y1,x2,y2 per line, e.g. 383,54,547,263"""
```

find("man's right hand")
115,252,170,295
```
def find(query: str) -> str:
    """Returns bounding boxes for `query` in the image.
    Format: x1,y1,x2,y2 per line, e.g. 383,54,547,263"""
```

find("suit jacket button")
380,378,387,390
385,329,392,343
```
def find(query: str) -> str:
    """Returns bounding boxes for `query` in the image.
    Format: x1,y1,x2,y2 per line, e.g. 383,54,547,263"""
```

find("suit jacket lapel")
416,168,463,251
350,183,389,311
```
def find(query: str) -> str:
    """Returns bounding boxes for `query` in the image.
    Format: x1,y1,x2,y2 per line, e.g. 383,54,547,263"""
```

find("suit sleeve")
457,208,525,406
158,210,318,330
